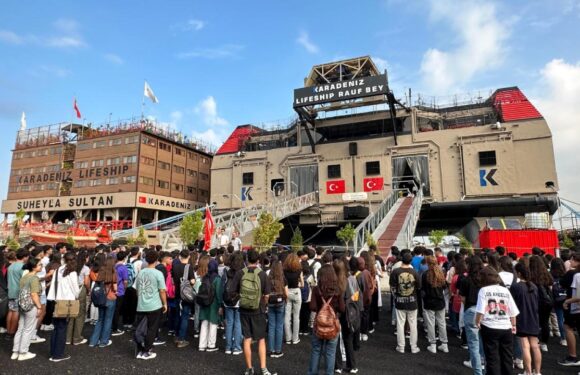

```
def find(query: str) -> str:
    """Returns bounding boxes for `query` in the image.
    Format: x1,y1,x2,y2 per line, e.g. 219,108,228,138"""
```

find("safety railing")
399,187,423,249
352,189,399,254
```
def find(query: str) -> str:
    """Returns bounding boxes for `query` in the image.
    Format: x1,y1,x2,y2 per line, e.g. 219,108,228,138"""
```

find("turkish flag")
326,180,345,194
73,99,82,119
203,205,215,251
363,177,384,192
138,196,146,204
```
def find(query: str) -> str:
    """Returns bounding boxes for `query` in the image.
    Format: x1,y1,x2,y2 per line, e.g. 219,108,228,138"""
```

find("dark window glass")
242,172,254,185
327,164,341,178
366,161,380,175
479,151,497,166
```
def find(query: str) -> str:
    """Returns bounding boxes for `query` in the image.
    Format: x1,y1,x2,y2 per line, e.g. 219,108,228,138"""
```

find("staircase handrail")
399,188,424,249
353,190,399,253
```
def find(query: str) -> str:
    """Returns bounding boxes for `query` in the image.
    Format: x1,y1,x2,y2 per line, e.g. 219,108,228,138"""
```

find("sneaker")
199,347,206,352
460,343,468,349
292,339,300,345
411,347,420,354
438,344,449,353
273,352,284,358
427,344,436,353
0,327,7,333
30,336,46,344
561,339,568,347
463,360,472,369
360,334,368,342
41,324,54,331
99,340,113,348
73,338,87,345
225,350,232,355
285,340,292,345
335,369,343,374
18,352,36,361
559,356,580,366
395,347,404,354
232,350,243,355
261,368,277,375
206,347,219,352
349,369,359,374
138,351,157,360
268,351,276,358
369,328,375,334
111,330,125,337
194,332,200,338
168,330,175,336
176,340,190,348
514,358,524,370
243,369,255,375
540,343,548,352
11,352,19,360
153,338,166,346
49,355,71,362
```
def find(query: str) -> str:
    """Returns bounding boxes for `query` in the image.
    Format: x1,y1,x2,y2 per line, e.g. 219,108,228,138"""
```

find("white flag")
144,81,159,104
20,112,26,131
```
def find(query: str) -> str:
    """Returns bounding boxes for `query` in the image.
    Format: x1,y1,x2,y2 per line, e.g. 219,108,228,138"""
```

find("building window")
8,186,17,193
200,172,209,181
125,135,139,144
142,136,156,146
139,176,154,186
109,138,123,146
187,152,198,160
50,146,62,155
174,165,185,174
157,180,169,189
94,140,107,148
91,159,105,168
123,155,137,164
173,183,184,192
159,142,171,152
327,164,341,178
140,156,155,166
46,182,58,190
12,169,20,176
33,184,45,191
122,176,136,184
74,180,88,188
242,172,254,185
187,186,197,194
107,157,121,166
77,143,92,151
200,189,208,197
366,161,381,176
158,161,170,170
89,179,102,187
21,185,31,192
201,157,208,164
175,148,183,156
479,151,497,166
75,161,89,169
187,169,198,177
106,177,119,185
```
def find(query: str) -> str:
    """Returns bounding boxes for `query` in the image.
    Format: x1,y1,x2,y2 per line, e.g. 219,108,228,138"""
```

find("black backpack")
222,270,239,307
345,278,361,333
195,275,215,307
91,280,108,308
553,279,567,305
538,284,554,308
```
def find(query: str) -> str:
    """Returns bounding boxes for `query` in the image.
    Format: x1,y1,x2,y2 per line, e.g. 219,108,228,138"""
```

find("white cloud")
176,44,244,59
533,59,580,205
170,110,183,124
420,0,509,93
296,31,319,54
185,19,205,31
0,18,87,49
35,65,71,78
194,96,228,126
190,128,228,148
372,56,388,73
103,53,124,65
0,30,23,44
46,36,86,48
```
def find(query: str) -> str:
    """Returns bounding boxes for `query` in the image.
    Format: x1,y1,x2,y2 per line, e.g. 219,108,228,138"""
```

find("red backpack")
315,296,340,340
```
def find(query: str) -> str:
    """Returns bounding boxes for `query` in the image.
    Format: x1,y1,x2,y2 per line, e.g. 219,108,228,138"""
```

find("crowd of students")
1,240,580,375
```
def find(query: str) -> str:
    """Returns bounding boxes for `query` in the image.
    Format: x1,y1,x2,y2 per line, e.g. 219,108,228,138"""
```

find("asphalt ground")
0,300,577,375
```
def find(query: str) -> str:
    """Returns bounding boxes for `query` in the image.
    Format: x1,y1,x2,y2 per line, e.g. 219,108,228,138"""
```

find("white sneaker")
540,343,548,352
438,344,449,353
18,352,36,361
411,347,420,354
427,344,436,353
514,358,523,370
0,327,7,333
73,338,88,345
463,360,472,369
395,347,404,354
11,352,19,360
30,336,46,344
360,334,369,342
41,324,54,331
560,339,568,347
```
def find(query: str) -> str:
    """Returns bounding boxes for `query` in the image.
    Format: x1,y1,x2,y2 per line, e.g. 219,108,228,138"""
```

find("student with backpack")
197,256,223,352
171,249,196,348
231,249,275,375
11,258,43,361
268,260,288,358
111,251,129,337
308,264,345,375
122,247,141,329
550,258,567,345
335,258,361,374
222,251,244,355
89,257,118,348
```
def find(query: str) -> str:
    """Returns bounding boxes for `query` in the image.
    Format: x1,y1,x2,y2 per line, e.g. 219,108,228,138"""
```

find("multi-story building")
2,120,213,227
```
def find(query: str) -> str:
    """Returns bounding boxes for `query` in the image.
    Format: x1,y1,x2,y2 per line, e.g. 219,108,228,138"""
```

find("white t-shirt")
231,237,242,251
219,234,229,247
475,285,519,330
499,272,515,289
571,273,580,314
78,265,90,286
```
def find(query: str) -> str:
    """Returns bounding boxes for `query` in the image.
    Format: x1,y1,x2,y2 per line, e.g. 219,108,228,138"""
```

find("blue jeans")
50,318,68,359
555,306,565,338
308,332,339,375
168,298,179,333
90,299,116,346
268,304,285,352
177,302,192,341
464,306,485,375
225,307,242,352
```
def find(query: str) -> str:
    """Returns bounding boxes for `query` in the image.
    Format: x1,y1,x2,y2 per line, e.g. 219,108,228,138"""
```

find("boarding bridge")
133,192,318,249
353,186,423,258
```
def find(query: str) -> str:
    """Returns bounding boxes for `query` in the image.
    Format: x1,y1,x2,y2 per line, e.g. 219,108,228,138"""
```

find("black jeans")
135,308,163,352
360,305,370,335
50,318,68,359
112,295,124,331
539,304,551,344
299,302,310,333
480,325,513,375
122,287,137,326
335,320,357,371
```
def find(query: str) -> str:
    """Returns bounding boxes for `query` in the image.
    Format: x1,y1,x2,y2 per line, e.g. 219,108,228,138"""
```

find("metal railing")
352,189,399,253
399,187,423,249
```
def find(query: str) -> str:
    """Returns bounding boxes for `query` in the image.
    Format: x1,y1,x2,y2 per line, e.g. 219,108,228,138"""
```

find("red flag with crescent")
363,177,383,192
326,180,345,194
203,205,214,251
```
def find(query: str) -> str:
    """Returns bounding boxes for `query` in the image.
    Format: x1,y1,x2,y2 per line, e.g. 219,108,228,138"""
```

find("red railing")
77,220,133,231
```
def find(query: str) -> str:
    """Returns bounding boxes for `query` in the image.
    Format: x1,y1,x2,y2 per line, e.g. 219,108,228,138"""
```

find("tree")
66,234,76,248
5,236,19,251
252,212,284,253
337,223,356,252
135,227,148,246
562,233,575,249
428,229,447,247
456,233,474,255
290,228,304,252
365,229,377,248
13,208,26,240
180,211,204,247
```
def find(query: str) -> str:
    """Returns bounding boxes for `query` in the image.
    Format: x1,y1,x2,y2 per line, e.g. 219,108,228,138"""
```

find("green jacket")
198,276,223,324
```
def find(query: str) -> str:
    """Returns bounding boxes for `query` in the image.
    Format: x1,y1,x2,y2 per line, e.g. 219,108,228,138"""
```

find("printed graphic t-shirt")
136,267,166,312
475,284,519,330
390,267,421,311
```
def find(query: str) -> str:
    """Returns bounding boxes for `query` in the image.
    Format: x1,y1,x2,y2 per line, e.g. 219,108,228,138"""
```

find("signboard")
135,192,196,213
15,165,131,186
1,192,135,213
342,192,368,201
293,74,388,108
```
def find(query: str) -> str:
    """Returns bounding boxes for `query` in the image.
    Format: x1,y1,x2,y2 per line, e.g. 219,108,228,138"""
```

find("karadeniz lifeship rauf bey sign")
293,74,388,108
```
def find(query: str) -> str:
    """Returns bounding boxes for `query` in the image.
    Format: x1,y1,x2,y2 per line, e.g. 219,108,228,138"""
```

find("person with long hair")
222,251,244,355
528,255,553,352
475,266,519,375
334,258,360,373
198,256,223,352
460,256,485,374
89,257,118,348
47,252,80,362
66,250,90,345
511,263,541,375
308,264,345,375
422,255,449,353
268,260,288,358
560,253,580,366
450,259,466,336
360,251,379,333
41,253,61,331
550,257,567,345
283,253,303,346
498,256,515,289
11,258,43,361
